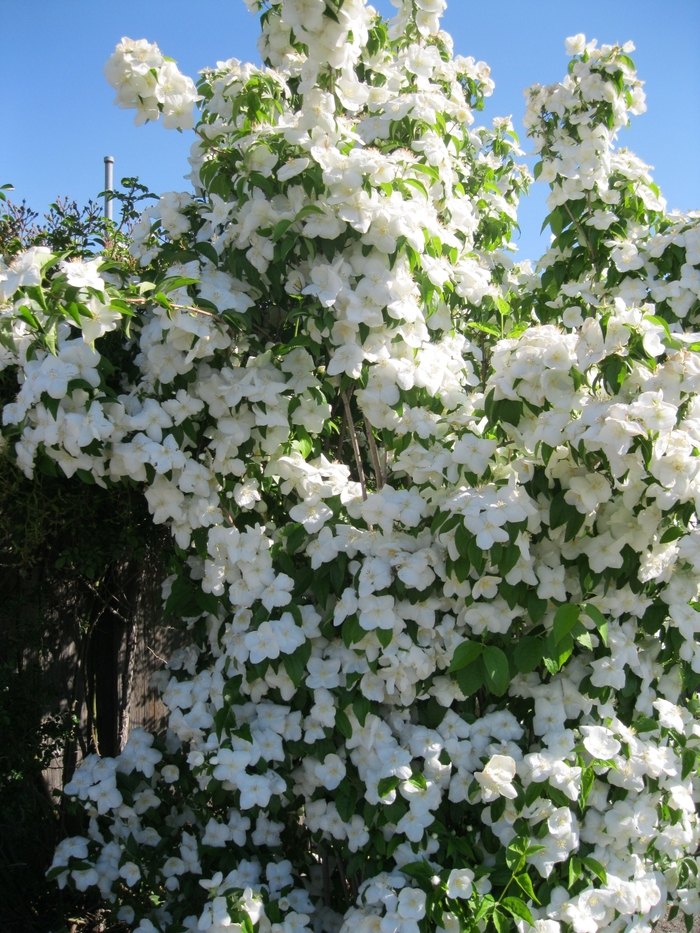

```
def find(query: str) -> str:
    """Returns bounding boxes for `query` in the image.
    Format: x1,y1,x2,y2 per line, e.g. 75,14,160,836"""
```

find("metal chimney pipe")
104,156,114,221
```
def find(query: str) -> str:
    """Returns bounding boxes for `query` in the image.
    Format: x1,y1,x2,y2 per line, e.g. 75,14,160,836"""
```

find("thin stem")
364,416,384,490
342,388,367,500
122,296,222,323
563,202,597,271
194,130,228,155
350,871,360,903
336,404,347,460
334,851,352,910
146,644,168,666
321,847,332,909
81,578,131,626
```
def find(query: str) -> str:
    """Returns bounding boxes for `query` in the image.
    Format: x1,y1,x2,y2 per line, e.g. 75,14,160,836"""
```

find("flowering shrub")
2,3,700,932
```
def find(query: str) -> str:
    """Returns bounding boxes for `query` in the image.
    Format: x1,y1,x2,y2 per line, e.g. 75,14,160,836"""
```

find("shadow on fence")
0,479,183,932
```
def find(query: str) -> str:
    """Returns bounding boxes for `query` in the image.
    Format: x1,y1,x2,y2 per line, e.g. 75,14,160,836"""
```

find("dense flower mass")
2,4,700,933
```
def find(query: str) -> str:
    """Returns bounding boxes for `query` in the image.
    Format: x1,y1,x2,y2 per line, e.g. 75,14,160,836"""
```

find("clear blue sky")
1,1,698,261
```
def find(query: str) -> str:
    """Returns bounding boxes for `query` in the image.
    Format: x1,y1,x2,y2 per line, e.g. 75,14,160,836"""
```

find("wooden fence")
0,544,182,797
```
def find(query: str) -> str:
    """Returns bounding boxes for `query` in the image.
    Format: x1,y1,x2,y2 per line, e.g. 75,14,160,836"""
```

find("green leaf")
214,704,232,741
682,748,697,780
164,576,200,619
454,522,471,559
195,241,219,266
411,162,440,182
323,3,340,22
292,433,313,458
335,780,358,822
377,776,400,798
286,522,307,554
342,614,364,648
552,604,580,644
568,856,582,887
448,640,483,673
579,766,595,808
502,897,534,926
660,526,686,544
633,715,658,734
196,590,220,615
565,509,587,542
581,603,608,647
283,640,311,687
223,676,242,703
454,659,484,697
643,314,671,338
276,234,298,263
336,708,353,740
490,795,506,822
492,908,510,933
514,873,540,904
18,305,41,330
353,692,370,727
482,646,509,697
153,292,172,310
543,631,573,674
549,491,571,529
400,860,435,885
430,511,449,534
295,204,326,220
527,591,548,624
272,219,295,241
466,321,501,338
474,895,496,924
408,770,427,790
513,636,543,674
160,275,198,293
580,856,607,885
329,552,348,596
403,177,429,199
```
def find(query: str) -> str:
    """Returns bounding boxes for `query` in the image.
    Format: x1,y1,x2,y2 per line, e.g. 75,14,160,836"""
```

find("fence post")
104,156,114,221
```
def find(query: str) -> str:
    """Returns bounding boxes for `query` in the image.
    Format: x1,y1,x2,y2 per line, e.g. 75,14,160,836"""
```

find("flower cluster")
2,4,700,933
104,36,200,129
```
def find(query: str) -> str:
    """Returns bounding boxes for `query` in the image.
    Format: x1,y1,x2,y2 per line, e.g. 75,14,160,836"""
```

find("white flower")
278,158,310,181
72,867,99,891
358,594,396,631
452,433,498,474
446,868,474,900
289,495,333,532
580,725,621,759
0,246,52,300
245,622,280,664
475,754,518,802
611,242,644,273
269,613,305,653
60,258,106,291
396,887,427,920
310,688,336,728
314,753,346,790
327,342,366,378
565,34,587,55
653,698,686,732
119,861,142,886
